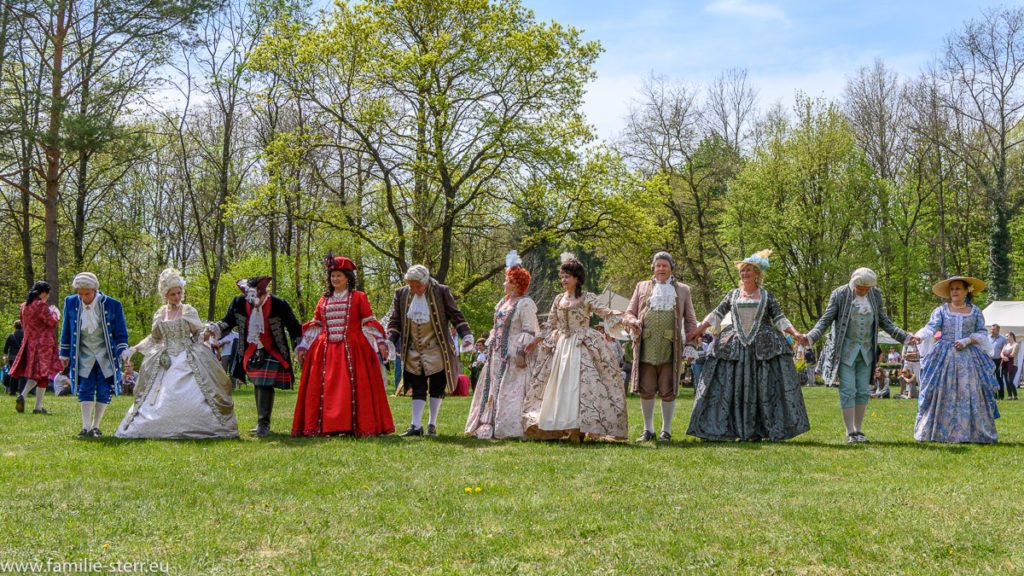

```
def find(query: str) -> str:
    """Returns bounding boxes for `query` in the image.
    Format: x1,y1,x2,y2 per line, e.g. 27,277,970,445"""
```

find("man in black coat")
206,277,302,437
3,321,24,396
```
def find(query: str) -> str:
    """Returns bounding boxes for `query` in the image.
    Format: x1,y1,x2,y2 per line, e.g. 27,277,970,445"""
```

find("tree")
935,6,1024,299
0,0,216,302
728,94,878,328
251,0,603,284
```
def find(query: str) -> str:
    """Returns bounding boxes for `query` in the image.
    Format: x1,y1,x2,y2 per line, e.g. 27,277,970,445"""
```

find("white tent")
594,286,631,312
982,301,1024,336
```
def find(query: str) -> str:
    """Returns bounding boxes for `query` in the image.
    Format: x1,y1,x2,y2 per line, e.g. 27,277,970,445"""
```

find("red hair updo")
506,266,531,295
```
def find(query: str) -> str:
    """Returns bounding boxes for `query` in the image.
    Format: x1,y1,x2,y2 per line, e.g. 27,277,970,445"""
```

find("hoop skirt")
687,289,809,441
465,297,538,439
292,291,394,437
914,304,999,443
117,306,238,439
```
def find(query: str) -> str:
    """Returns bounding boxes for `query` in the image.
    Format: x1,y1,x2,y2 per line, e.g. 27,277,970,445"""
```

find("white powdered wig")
404,265,430,284
849,267,877,288
72,272,99,290
158,268,187,298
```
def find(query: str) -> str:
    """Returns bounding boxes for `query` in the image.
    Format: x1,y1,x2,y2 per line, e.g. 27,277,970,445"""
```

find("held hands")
295,348,307,366
793,333,810,347
685,322,709,342
377,342,388,358
953,337,972,351
525,336,541,353
905,335,921,346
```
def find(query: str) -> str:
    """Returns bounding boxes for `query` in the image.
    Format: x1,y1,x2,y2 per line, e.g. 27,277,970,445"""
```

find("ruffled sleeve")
971,307,992,357
132,309,165,357
914,306,944,361
703,291,734,334
296,298,325,352
183,305,205,336
357,292,393,359
509,298,540,357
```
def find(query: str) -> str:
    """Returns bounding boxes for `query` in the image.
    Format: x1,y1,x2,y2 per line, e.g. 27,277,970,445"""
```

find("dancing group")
7,248,1001,444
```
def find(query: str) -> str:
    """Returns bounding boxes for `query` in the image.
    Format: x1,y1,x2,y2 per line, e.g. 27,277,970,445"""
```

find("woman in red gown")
292,257,395,437
10,281,63,414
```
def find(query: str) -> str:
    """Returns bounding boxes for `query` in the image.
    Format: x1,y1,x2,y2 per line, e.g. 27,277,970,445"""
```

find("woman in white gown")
116,269,238,439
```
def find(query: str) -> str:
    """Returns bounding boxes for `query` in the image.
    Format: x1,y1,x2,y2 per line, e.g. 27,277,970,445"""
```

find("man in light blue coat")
59,272,132,438
806,268,919,443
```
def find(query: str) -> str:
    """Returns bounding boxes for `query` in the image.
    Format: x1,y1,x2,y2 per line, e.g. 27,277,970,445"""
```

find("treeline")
1,0,1023,338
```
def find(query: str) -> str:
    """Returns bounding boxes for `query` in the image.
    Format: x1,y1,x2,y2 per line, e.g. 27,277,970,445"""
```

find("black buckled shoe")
657,431,671,442
398,425,423,437
90,428,103,438
425,424,437,437
78,428,90,438
33,408,50,415
635,430,656,443
254,424,270,438
15,395,24,413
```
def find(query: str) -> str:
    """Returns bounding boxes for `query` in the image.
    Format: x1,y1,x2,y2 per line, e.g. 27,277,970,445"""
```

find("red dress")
9,299,63,384
292,291,395,437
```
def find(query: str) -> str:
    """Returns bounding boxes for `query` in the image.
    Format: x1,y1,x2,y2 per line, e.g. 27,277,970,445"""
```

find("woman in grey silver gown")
685,250,810,441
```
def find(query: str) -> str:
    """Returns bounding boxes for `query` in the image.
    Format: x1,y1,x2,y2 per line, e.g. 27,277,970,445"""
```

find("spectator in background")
469,338,487,391
871,366,890,399
215,330,241,389
3,321,24,396
987,324,1008,399
804,345,817,386
1001,332,1018,400
897,366,918,399
887,348,900,364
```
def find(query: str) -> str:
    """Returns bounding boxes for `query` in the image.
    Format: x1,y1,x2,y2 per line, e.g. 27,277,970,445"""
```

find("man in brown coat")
388,265,473,437
624,252,698,442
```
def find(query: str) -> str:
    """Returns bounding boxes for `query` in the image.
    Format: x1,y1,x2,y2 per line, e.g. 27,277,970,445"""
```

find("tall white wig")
849,267,877,288
158,268,186,298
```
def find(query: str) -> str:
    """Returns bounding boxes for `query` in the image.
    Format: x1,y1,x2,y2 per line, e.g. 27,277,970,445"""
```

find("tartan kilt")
247,356,294,389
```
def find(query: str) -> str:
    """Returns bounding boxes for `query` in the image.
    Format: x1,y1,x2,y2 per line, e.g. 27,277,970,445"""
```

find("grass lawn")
1,385,1022,575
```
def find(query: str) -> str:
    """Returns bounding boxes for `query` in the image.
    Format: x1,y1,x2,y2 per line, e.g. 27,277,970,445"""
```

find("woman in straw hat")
684,250,810,441
912,276,999,443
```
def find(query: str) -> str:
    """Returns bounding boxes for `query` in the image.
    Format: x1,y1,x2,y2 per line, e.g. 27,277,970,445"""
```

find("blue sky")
524,0,999,140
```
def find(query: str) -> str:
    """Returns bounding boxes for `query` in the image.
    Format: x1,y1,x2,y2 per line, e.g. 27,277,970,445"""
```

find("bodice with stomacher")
323,294,351,342
155,317,199,356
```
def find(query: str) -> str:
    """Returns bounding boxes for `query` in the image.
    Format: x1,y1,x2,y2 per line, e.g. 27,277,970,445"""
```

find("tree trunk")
43,0,68,305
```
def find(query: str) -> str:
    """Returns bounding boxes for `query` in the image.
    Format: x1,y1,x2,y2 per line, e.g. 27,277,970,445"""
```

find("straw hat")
931,276,986,299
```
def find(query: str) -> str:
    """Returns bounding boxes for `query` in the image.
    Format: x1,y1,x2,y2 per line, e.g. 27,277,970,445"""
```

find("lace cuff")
703,310,724,334
296,326,321,352
775,317,793,333
602,315,630,341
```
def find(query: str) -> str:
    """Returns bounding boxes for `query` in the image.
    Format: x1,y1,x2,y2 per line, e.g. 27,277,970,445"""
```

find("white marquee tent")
982,301,1024,335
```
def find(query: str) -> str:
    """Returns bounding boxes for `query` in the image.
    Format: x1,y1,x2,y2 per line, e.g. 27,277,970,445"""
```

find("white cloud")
705,0,787,22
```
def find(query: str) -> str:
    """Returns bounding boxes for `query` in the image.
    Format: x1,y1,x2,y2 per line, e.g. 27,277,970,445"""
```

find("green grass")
1,386,1023,575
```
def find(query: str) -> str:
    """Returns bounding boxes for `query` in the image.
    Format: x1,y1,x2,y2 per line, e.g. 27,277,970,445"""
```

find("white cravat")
81,301,100,333
407,293,431,325
247,296,267,347
649,278,677,311
848,283,873,315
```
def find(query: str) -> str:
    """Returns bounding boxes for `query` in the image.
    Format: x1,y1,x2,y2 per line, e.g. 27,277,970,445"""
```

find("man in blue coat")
59,272,131,438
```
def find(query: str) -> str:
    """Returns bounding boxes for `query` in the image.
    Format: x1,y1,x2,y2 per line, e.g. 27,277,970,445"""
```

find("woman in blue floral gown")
914,276,999,443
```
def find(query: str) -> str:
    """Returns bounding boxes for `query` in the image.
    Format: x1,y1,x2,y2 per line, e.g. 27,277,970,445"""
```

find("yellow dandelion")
475,487,481,493
362,485,369,489
464,487,472,493
514,466,519,470
102,544,109,549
